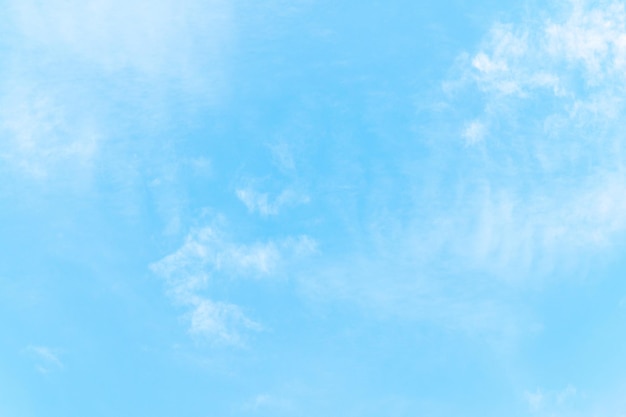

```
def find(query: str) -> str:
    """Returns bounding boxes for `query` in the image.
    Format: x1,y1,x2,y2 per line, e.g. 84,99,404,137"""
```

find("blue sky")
3,0,626,415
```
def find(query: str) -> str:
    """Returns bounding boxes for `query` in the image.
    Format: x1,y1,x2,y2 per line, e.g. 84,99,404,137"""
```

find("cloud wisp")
0,84,100,181
292,0,626,346
236,187,310,216
435,0,626,279
24,345,64,374
151,225,316,345
0,0,233,186
8,0,232,84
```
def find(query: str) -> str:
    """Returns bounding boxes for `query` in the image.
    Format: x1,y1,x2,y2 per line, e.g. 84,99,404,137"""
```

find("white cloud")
297,229,528,346
442,173,626,281
236,187,310,216
188,157,213,178
525,389,544,412
524,385,578,415
545,0,626,80
0,83,100,180
153,226,315,280
151,225,316,344
241,393,294,412
0,0,232,185
8,0,232,85
438,0,626,280
469,23,530,95
462,120,487,145
466,0,626,94
188,299,262,345
299,0,626,345
24,345,64,374
556,385,577,405
269,141,297,172
296,176,626,344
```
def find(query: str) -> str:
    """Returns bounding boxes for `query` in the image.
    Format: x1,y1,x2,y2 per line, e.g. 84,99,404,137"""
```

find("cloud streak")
8,0,232,83
0,0,233,185
151,225,316,345
0,83,100,180
236,187,310,216
294,0,626,344
438,0,626,277
24,345,64,374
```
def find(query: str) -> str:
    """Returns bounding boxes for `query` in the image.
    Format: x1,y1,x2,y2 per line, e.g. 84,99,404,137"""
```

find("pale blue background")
2,0,626,415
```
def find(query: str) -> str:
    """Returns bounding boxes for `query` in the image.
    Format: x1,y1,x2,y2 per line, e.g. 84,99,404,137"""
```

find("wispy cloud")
462,120,487,145
545,0,626,81
236,187,310,216
8,0,232,85
24,345,64,374
241,393,294,413
524,384,579,415
1,0,232,185
463,0,626,95
299,243,528,347
437,0,626,278
296,0,626,345
187,299,262,345
0,83,100,180
151,224,316,345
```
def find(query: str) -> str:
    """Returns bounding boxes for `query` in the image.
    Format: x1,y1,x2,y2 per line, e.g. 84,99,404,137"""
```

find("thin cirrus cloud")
236,187,310,216
438,0,626,279
292,0,626,344
8,0,232,80
6,0,626,415
24,345,64,374
241,394,294,413
524,384,578,414
0,0,232,184
0,84,100,180
150,225,316,344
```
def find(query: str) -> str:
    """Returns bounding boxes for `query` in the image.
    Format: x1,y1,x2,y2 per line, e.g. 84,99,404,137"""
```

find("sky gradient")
3,0,626,416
